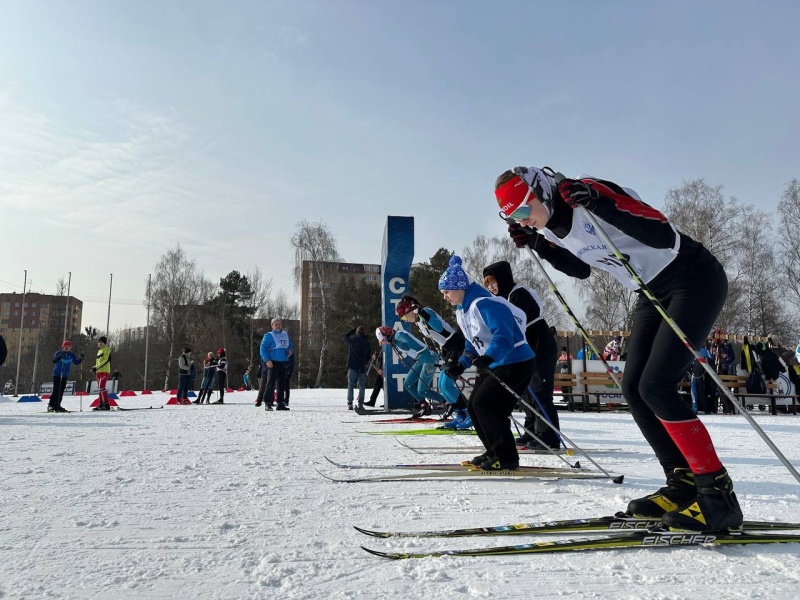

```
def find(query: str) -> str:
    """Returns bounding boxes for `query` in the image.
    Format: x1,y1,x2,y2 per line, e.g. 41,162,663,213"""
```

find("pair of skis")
318,456,620,483
356,513,800,558
394,438,620,456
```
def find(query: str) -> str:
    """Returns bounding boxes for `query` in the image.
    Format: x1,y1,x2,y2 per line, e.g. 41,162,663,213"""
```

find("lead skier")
495,165,742,532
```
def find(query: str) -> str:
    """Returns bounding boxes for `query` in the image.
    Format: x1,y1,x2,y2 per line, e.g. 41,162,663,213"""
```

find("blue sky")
1,0,798,332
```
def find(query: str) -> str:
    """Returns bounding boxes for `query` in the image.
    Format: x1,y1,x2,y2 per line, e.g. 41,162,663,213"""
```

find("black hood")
482,261,516,299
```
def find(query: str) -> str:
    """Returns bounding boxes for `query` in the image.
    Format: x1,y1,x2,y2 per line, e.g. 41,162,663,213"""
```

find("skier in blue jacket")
439,256,535,470
49,340,84,412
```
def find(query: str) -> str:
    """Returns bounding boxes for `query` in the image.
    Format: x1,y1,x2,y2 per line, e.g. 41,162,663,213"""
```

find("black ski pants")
622,259,727,472
467,359,534,463
50,376,68,409
264,361,287,405
524,337,560,447
216,372,227,401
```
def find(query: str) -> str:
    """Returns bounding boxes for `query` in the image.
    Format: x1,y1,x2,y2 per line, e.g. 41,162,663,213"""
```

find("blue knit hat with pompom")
438,256,470,291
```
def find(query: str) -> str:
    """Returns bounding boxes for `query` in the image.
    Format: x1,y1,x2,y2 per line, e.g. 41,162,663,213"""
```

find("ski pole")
551,171,800,486
474,368,623,483
507,412,581,470
387,340,447,417
502,212,623,392
526,385,566,449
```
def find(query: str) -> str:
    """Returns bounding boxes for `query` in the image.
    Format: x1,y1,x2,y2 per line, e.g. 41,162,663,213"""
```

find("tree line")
6,177,798,394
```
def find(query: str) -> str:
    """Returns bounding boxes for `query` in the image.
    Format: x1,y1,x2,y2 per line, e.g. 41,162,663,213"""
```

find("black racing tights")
622,258,728,472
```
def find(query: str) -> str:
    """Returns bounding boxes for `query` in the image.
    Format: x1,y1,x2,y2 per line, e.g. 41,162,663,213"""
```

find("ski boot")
627,467,697,518
441,408,467,430
411,401,431,419
464,451,492,467
661,468,743,532
479,457,519,471
454,414,473,430
515,434,533,446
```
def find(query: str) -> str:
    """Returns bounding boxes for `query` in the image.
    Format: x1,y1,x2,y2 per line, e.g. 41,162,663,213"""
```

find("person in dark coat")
0,334,7,367
365,348,383,407
283,352,295,405
483,260,561,449
343,326,372,410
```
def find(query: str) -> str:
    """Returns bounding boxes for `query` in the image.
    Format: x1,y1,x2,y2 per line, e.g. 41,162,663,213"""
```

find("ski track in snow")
1,390,800,599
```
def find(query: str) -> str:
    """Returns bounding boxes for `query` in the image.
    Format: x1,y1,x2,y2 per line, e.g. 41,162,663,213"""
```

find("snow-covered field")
1,389,799,600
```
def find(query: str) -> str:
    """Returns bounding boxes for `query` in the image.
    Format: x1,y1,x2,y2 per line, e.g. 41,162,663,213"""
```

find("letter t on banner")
381,216,415,410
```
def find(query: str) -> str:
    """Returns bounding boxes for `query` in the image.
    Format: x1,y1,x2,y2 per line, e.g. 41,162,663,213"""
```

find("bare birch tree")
576,270,637,331
663,179,741,270
245,267,273,369
291,220,341,388
778,179,800,312
149,245,207,390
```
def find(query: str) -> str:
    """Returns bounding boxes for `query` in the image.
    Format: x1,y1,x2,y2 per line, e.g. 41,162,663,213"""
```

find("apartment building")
0,292,83,359
298,260,381,351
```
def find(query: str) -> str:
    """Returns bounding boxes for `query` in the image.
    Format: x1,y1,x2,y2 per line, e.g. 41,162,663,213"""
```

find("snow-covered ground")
1,389,799,599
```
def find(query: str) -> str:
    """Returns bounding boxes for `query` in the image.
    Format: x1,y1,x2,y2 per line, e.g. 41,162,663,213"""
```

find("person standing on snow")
48,340,84,412
176,346,193,405
482,261,561,450
365,348,384,407
439,256,534,470
342,325,372,411
195,352,217,404
259,319,293,411
91,336,112,411
497,165,742,532
395,295,470,429
212,347,228,404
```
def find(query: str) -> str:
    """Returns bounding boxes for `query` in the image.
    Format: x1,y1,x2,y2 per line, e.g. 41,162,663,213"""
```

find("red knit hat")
62,340,72,349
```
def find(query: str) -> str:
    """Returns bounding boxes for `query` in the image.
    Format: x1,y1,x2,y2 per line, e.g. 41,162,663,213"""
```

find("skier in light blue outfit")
395,295,471,429
376,325,447,417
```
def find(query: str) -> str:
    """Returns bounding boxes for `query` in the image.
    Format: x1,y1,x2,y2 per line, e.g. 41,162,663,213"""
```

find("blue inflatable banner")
381,216,415,410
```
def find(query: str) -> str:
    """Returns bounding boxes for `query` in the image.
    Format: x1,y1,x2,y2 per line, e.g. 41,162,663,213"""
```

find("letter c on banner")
389,277,406,294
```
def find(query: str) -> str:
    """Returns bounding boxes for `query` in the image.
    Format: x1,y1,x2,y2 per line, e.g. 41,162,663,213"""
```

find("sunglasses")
496,175,534,223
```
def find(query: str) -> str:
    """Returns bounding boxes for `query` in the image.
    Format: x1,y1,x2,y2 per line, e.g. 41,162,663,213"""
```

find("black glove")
80,353,85,359
445,362,466,380
558,179,598,209
508,223,533,248
91,366,97,373
472,354,495,371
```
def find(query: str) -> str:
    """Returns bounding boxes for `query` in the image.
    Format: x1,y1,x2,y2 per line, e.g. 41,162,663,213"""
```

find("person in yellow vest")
92,336,112,411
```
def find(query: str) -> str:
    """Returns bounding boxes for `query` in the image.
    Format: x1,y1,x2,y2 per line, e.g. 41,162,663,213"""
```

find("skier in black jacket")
343,326,372,410
495,165,741,532
482,260,561,449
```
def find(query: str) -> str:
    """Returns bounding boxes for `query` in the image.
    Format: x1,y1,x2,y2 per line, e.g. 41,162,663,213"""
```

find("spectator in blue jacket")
49,340,84,412
259,318,294,411
343,326,372,410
